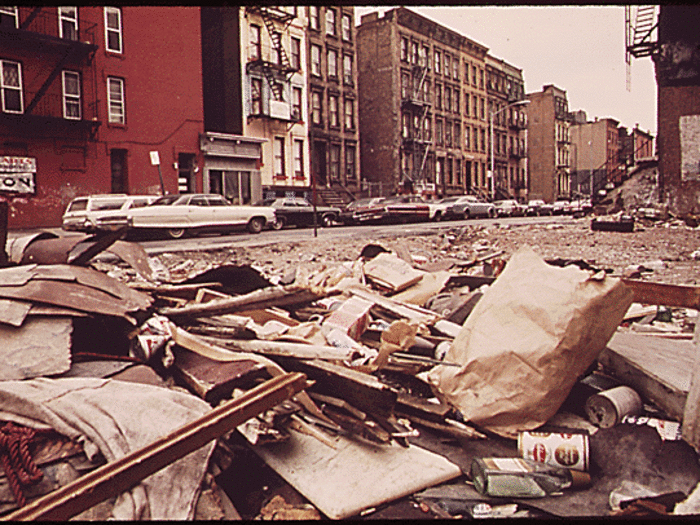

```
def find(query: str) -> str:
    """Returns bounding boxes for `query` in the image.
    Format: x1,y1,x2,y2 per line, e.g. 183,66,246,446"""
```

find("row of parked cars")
61,192,593,239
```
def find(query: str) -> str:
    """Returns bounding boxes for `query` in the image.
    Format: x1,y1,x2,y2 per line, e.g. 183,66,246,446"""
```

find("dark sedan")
257,197,341,229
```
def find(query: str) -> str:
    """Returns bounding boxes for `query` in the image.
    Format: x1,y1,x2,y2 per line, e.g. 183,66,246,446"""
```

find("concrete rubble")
0,221,700,520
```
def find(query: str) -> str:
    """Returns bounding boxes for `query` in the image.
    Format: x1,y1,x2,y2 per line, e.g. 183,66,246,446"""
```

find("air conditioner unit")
270,101,291,120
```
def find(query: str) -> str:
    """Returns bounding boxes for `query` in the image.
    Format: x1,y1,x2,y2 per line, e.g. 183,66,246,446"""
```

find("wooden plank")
598,331,694,421
682,320,700,450
621,279,700,309
252,425,462,519
5,372,308,521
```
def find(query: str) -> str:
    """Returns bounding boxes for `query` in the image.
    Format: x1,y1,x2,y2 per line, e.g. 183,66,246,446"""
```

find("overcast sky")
355,6,658,134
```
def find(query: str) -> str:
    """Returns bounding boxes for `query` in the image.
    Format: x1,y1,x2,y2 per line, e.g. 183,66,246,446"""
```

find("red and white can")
518,430,589,472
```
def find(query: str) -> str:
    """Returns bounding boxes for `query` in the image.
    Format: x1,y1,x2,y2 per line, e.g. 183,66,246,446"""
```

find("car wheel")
247,217,265,234
321,214,335,227
167,228,187,239
488,208,496,218
463,210,471,220
271,217,286,230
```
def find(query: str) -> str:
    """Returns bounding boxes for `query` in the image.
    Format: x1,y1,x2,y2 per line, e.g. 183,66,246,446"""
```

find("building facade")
0,6,205,228
305,6,360,198
569,116,623,199
356,7,490,198
526,84,571,203
485,55,527,202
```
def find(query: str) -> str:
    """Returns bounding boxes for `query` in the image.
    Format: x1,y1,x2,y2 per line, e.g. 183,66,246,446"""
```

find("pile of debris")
1,228,700,520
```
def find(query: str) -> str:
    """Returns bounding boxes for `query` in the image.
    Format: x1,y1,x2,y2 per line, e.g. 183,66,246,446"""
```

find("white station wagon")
62,194,157,233
125,193,276,238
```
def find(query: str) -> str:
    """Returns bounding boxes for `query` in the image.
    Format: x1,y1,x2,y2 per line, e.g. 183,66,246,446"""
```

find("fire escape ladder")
257,8,294,102
24,45,76,115
625,5,659,59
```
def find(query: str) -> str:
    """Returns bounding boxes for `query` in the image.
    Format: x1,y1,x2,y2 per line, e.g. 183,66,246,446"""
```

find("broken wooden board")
363,252,425,293
252,426,462,519
0,317,72,380
598,331,693,422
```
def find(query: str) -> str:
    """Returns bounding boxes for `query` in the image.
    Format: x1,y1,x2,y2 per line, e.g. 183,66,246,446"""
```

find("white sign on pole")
149,151,160,166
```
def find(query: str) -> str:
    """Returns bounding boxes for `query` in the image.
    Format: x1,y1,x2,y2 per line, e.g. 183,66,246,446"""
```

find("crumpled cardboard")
427,246,634,438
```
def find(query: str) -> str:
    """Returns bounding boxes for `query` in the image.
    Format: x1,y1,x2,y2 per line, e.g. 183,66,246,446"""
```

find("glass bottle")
470,457,591,498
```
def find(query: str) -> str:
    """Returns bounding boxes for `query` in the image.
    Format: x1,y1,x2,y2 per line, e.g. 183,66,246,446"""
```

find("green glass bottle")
470,457,591,498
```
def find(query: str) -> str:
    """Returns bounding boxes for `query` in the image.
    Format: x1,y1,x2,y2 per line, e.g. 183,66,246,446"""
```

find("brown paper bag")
427,246,634,438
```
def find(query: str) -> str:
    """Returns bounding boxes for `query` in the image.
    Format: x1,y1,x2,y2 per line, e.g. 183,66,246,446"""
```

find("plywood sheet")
253,427,462,519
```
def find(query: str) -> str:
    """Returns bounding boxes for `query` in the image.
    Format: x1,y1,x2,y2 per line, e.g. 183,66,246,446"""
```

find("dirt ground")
152,216,700,287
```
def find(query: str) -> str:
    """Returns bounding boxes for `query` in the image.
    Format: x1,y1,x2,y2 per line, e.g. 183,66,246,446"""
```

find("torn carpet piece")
0,377,214,520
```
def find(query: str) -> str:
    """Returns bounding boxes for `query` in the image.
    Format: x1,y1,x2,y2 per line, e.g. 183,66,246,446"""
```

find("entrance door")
312,141,327,187
110,149,127,193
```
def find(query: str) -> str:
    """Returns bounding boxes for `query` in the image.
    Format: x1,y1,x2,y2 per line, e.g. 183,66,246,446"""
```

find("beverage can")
585,385,642,428
518,430,589,472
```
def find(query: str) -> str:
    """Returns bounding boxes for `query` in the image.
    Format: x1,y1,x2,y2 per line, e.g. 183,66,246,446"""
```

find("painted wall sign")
0,157,36,194
680,115,700,181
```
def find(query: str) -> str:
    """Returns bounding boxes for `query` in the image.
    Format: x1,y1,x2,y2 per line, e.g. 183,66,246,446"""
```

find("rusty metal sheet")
6,232,58,265
21,236,87,265
0,264,38,286
106,241,155,282
28,304,88,317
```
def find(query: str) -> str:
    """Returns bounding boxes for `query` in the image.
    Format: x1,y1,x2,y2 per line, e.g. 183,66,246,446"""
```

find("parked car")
124,193,276,238
256,197,340,230
62,194,158,233
565,198,593,217
380,194,432,223
425,196,459,221
444,195,495,220
552,199,570,215
337,197,385,225
493,199,526,217
526,199,554,216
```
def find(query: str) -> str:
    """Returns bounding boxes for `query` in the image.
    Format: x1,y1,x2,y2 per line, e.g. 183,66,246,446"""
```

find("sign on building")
0,156,36,194
680,115,700,181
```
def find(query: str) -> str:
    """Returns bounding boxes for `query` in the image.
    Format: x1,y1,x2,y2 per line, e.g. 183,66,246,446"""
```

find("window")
107,77,124,124
327,48,337,79
342,13,352,41
480,128,486,152
59,7,78,40
344,98,354,130
325,8,336,36
464,93,469,117
310,44,321,76
273,137,285,179
419,45,428,68
444,87,451,113
249,24,261,61
271,31,281,65
464,61,469,84
423,80,430,104
435,83,442,110
424,116,431,142
343,54,352,85
311,91,321,124
401,73,409,99
292,86,302,120
400,37,408,62
480,68,484,89
293,139,304,179
453,59,459,80
445,121,452,148
454,123,460,148
290,37,301,70
329,94,339,127
251,78,262,114
309,6,319,30
444,54,450,78
401,112,410,138
329,144,340,180
434,50,441,74
436,119,443,146
472,65,477,86
62,70,81,119
480,97,485,120
1,60,22,113
464,127,470,150
345,144,356,180
104,7,122,53
411,41,419,65
454,89,460,113
0,7,17,29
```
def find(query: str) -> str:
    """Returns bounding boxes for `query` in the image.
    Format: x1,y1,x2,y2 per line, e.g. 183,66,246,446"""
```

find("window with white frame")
0,7,17,29
1,60,22,113
329,95,339,127
311,91,322,125
342,13,351,41
104,7,122,53
293,139,304,179
292,86,302,120
345,144,356,180
327,48,337,79
343,54,352,85
107,76,124,124
344,98,354,130
249,24,261,61
59,7,78,40
62,70,81,119
325,8,336,36
273,137,285,179
290,37,301,70
310,44,321,77
434,50,441,74
309,6,319,30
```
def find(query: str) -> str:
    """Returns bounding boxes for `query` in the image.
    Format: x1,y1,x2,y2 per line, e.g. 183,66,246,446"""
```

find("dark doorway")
110,149,127,193
312,141,327,187
178,153,196,193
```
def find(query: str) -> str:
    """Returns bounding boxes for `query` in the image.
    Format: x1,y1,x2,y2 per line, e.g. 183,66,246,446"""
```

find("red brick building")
0,6,204,228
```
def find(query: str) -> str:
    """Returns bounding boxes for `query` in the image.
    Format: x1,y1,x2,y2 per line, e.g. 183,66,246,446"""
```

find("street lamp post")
489,99,529,202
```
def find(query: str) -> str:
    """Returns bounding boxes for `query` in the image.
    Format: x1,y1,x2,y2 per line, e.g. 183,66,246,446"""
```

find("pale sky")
355,6,658,135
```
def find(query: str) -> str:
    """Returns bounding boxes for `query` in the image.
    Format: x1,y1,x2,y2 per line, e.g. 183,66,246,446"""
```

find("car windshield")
151,195,182,206
440,197,461,204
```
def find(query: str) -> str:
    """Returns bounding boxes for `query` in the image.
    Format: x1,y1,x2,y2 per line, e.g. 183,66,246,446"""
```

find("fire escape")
0,7,99,139
400,60,432,187
246,6,296,103
625,6,659,89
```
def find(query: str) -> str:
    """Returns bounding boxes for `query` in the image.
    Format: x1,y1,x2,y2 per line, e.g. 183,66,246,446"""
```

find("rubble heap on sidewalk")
0,228,699,520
